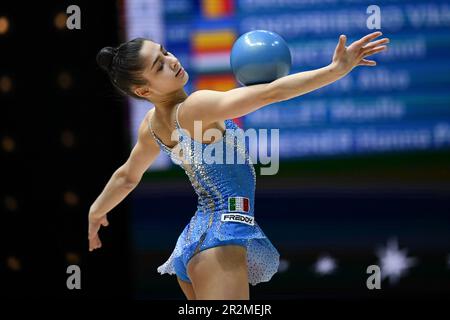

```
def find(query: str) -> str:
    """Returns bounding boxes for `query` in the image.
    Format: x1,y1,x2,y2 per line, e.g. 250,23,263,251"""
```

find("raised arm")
180,32,388,126
271,31,388,102
88,115,160,251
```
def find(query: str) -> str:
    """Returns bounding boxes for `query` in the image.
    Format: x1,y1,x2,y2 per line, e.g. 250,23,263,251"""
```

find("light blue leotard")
147,102,279,285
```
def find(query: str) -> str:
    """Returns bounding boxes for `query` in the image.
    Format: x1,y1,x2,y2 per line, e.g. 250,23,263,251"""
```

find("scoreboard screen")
123,0,450,170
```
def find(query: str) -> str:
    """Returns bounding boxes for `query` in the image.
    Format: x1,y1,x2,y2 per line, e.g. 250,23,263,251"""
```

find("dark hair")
96,37,150,99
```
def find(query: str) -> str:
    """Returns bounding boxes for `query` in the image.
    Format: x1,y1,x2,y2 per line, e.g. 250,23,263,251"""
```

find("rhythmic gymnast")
90,31,389,299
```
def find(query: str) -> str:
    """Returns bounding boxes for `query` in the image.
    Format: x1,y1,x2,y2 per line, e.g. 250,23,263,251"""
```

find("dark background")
0,0,449,300
1,1,130,298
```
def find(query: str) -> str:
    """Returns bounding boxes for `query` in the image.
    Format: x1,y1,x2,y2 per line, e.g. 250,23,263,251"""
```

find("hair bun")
96,47,116,72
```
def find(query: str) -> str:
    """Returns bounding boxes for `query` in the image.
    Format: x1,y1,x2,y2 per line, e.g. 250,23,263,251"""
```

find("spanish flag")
195,74,236,91
201,0,234,19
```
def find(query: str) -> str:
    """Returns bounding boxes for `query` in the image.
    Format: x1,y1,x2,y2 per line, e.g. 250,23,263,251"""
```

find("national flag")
228,196,250,213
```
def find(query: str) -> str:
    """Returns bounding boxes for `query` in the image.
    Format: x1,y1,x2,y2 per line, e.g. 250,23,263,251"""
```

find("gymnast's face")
134,40,188,99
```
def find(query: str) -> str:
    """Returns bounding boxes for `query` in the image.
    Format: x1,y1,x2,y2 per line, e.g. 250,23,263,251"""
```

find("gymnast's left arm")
88,118,160,252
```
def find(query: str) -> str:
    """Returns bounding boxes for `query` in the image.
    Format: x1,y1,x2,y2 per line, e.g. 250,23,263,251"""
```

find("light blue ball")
230,30,292,86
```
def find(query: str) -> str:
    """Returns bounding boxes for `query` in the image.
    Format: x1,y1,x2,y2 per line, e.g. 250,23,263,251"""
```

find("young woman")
89,32,389,300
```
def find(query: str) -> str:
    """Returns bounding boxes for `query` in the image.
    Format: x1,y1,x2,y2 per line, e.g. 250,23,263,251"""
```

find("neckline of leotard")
147,102,230,151
147,104,181,152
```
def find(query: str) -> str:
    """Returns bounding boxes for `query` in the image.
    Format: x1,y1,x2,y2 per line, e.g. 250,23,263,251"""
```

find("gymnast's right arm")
88,118,160,251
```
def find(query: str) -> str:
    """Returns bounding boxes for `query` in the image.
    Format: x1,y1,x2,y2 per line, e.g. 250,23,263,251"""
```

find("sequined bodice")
147,103,256,215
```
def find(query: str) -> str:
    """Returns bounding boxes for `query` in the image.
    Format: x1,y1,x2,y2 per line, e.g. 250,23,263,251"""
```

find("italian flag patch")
228,196,250,213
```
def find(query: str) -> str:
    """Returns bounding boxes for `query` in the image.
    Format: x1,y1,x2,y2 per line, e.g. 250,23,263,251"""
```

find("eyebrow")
151,44,164,71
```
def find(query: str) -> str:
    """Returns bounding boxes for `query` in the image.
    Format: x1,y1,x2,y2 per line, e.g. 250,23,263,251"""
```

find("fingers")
101,216,109,227
336,34,347,53
362,37,390,50
338,34,347,48
88,215,109,251
358,59,377,66
357,44,388,67
89,234,102,252
361,45,387,58
88,215,109,239
355,31,383,48
88,216,109,251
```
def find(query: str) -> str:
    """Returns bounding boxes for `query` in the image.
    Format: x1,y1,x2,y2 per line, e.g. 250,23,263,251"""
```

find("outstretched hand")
88,212,109,252
331,31,389,76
